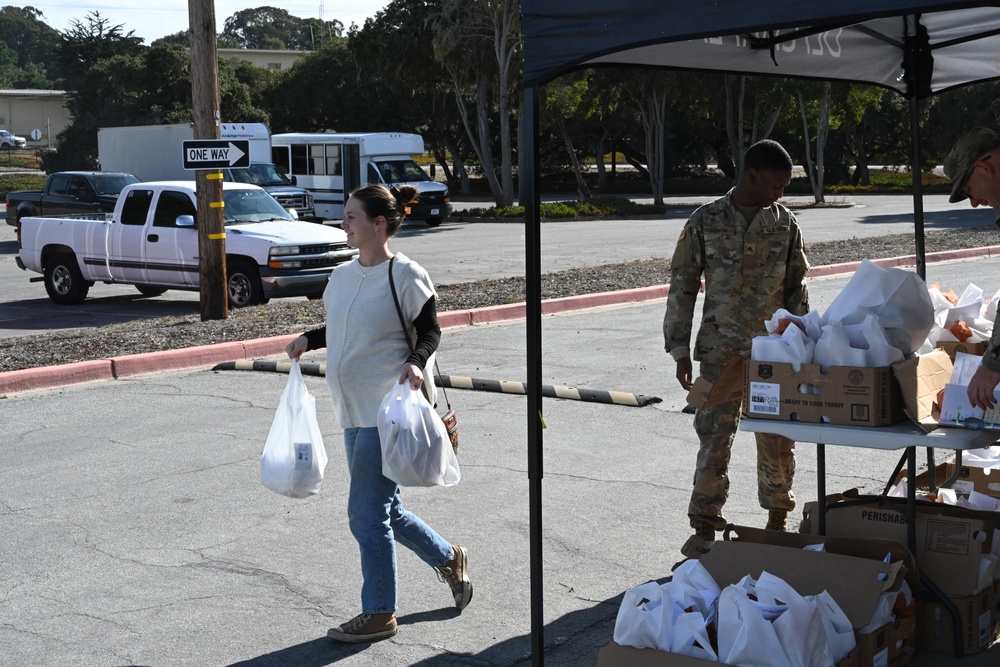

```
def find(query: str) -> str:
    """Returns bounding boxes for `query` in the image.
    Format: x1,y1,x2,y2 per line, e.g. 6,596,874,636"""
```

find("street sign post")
182,139,250,170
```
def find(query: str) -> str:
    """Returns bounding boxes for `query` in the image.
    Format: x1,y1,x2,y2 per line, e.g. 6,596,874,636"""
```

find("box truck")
97,123,315,219
270,132,452,226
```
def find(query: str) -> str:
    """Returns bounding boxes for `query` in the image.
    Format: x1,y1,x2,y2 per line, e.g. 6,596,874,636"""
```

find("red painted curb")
3,246,998,396
0,359,114,395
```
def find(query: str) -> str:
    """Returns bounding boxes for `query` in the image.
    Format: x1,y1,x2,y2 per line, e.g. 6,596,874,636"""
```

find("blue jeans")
344,427,453,614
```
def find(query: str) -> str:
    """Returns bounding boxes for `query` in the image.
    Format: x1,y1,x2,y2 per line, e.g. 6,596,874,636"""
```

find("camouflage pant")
689,362,796,530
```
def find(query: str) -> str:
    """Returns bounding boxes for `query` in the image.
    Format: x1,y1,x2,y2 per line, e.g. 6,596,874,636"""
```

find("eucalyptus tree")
432,0,520,206
349,0,470,190
724,75,786,178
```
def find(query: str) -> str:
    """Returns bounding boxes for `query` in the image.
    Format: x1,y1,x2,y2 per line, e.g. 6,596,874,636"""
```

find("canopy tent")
518,2,1000,664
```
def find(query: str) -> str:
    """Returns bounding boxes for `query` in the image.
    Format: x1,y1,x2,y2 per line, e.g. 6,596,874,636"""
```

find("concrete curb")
3,247,996,397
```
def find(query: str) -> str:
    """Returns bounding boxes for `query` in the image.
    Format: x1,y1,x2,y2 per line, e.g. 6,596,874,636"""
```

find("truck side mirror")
175,215,195,227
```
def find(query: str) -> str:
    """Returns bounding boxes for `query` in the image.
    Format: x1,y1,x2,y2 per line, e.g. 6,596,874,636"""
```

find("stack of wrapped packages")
916,282,998,354
751,260,935,373
612,551,911,666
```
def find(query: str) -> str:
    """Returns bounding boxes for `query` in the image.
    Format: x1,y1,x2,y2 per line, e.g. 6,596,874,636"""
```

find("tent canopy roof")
520,1,1000,97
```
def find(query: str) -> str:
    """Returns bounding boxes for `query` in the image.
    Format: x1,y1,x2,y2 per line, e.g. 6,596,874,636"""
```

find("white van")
270,132,453,226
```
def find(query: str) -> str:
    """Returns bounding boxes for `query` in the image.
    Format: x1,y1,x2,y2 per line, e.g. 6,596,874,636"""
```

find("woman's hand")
399,362,424,390
286,335,308,361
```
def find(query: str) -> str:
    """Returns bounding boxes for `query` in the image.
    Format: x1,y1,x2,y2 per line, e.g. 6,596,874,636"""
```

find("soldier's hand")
968,365,1000,410
676,357,693,391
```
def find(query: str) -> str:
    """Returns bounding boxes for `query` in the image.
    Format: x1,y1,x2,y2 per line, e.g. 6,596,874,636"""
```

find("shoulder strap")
388,256,413,353
388,256,451,410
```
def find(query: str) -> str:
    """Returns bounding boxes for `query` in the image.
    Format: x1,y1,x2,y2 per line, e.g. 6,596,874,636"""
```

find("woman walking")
286,184,472,643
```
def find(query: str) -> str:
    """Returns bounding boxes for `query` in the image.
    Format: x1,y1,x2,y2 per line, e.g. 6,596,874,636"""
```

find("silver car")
0,130,26,149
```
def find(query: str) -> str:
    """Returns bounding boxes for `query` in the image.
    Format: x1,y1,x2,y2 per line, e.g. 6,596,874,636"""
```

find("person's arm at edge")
969,309,1000,409
286,326,325,360
783,216,811,316
664,219,703,390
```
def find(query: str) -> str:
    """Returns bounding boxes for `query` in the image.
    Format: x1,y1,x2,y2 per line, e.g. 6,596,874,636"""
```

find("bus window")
290,144,309,175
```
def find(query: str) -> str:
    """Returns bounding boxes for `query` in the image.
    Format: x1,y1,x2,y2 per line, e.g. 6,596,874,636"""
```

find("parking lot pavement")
4,257,1000,665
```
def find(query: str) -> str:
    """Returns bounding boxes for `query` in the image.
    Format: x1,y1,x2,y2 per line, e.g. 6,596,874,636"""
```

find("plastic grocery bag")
612,562,719,660
260,361,328,499
821,259,934,354
378,382,460,487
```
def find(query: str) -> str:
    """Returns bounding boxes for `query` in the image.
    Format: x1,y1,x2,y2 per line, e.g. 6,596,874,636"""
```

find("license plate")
431,208,440,215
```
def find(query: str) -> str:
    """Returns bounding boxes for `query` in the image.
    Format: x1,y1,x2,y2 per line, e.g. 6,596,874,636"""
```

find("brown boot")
694,522,716,541
765,509,788,532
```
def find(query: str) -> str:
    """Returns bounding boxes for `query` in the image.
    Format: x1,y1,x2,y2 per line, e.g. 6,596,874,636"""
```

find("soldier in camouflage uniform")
943,127,1000,410
663,140,810,543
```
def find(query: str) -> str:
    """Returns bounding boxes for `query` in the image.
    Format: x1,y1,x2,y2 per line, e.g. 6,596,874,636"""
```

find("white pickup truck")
16,181,358,308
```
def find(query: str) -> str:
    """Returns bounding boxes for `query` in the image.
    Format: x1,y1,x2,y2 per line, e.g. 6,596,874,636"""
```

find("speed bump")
212,361,661,407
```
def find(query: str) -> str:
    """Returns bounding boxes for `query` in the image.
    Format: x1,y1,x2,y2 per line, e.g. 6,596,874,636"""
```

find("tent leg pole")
524,85,545,667
910,95,926,280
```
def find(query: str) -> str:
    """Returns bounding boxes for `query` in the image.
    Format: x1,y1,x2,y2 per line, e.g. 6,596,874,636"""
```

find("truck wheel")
227,260,264,308
136,285,168,297
44,254,90,305
425,217,444,227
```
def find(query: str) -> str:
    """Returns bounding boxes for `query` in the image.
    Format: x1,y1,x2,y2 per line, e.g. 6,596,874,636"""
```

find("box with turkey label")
743,360,903,427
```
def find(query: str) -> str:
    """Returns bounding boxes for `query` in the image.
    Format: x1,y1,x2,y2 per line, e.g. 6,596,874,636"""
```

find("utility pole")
189,0,228,320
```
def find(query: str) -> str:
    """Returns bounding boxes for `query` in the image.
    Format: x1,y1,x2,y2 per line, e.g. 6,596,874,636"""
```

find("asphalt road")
3,258,998,666
1,194,996,340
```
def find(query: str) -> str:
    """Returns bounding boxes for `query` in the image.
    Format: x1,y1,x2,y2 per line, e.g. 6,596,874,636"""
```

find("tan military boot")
765,509,788,531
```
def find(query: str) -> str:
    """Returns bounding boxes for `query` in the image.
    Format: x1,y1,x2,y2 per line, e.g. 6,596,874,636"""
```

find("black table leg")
817,443,826,535
907,446,917,553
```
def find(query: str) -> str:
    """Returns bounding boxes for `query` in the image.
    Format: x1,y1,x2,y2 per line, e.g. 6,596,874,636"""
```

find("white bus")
270,132,452,226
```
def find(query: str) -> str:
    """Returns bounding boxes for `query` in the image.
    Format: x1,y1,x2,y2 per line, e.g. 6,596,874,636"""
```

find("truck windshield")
229,164,294,187
373,159,432,184
223,189,295,224
91,174,141,196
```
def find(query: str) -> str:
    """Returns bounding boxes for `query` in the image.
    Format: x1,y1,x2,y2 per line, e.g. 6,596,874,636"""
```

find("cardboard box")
937,340,989,362
743,360,903,427
801,495,998,597
690,350,952,432
891,349,953,429
896,459,1000,499
916,581,1000,655
597,540,909,667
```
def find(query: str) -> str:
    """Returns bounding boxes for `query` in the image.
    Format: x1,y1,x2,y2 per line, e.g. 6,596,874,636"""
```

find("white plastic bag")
821,259,934,354
260,361,328,498
378,382,460,487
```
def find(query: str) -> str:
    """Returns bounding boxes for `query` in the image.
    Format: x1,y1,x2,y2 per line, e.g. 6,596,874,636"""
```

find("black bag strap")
389,256,451,410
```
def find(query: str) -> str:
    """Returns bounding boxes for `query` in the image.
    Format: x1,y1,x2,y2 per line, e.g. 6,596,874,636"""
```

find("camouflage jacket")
985,311,1000,373
663,189,810,366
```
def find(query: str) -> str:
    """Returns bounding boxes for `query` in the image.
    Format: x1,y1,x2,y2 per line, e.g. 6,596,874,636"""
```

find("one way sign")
182,139,251,170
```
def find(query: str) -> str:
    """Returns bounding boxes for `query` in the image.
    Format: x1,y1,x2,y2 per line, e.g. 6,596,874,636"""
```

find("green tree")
54,12,144,87
724,75,786,179
795,81,833,202
348,0,468,189
433,0,520,206
264,38,357,132
222,7,342,50
544,72,595,199
0,6,60,80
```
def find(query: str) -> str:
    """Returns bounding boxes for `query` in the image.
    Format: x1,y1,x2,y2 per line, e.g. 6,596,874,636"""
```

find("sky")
28,1,391,44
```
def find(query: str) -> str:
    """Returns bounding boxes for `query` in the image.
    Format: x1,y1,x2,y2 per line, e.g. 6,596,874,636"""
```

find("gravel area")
1,225,997,374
